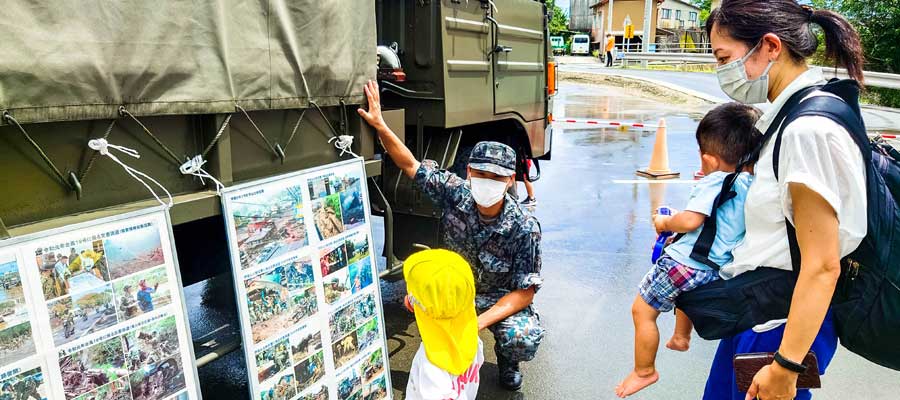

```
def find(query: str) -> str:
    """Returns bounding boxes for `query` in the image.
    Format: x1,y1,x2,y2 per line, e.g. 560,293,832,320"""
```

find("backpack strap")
688,173,738,270
686,85,822,270
772,85,868,273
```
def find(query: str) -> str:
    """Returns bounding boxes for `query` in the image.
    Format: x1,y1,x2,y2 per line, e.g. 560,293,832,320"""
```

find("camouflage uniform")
414,159,545,363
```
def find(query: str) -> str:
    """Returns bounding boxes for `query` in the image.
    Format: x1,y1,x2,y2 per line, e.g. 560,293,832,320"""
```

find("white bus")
571,34,590,55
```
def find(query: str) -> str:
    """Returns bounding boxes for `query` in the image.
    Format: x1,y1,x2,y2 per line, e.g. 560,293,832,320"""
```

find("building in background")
589,0,663,50
569,0,595,32
658,0,701,30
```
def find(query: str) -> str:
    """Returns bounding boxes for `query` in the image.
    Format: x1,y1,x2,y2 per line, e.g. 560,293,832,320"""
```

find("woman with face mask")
696,1,867,399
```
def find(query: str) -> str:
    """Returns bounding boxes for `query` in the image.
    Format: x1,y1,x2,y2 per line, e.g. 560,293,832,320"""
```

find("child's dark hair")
696,103,762,165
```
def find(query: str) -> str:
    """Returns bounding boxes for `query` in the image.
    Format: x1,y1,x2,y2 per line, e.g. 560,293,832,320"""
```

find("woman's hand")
357,80,387,132
744,363,798,400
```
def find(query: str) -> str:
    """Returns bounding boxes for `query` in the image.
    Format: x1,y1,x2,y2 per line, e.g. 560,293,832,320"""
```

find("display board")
221,159,391,400
0,208,201,400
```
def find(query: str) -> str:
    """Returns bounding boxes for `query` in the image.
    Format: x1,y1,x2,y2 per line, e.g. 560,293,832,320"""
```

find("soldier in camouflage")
358,80,544,391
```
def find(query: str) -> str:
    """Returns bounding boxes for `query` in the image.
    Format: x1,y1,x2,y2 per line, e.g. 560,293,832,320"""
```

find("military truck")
0,0,553,282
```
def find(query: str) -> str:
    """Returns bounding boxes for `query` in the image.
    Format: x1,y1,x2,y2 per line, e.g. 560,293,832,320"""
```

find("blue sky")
557,0,571,14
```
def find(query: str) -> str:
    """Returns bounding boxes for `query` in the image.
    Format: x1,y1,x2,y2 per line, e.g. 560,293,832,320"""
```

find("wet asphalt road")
183,80,900,399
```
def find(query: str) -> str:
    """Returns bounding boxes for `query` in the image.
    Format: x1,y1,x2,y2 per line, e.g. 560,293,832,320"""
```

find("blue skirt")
703,310,838,400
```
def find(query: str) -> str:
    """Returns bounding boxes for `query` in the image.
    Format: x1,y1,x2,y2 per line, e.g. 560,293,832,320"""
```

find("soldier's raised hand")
357,80,386,132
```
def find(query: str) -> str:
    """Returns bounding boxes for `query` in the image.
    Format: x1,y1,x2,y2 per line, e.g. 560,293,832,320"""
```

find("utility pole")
607,0,614,33
641,0,653,67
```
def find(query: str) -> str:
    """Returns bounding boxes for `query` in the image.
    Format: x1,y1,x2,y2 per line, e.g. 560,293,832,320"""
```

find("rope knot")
328,135,359,158
180,155,225,194
87,138,171,208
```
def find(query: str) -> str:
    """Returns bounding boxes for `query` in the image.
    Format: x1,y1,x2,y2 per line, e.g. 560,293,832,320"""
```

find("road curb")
561,68,726,104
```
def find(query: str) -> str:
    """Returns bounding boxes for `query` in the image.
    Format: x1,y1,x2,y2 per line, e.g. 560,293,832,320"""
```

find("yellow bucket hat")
403,249,478,376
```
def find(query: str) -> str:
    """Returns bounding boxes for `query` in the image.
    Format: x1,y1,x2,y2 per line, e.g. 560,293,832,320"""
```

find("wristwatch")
774,351,808,374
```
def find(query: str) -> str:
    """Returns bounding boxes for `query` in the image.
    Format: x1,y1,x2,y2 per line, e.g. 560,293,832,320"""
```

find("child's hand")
653,214,672,234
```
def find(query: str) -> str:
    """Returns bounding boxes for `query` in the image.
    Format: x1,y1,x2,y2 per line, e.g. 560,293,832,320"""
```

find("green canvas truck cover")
0,1,376,124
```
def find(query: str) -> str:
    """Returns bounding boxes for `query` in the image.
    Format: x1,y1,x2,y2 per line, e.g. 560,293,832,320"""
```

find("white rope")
88,138,174,208
328,135,360,158
179,155,225,195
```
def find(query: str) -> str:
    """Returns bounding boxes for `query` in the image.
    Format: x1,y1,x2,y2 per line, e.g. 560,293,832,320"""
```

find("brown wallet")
733,352,821,393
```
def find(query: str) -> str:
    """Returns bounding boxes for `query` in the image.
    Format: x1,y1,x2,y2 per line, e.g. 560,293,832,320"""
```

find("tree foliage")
547,0,569,36
811,0,900,74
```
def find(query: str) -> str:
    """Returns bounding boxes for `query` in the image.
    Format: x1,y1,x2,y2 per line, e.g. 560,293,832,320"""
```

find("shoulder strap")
772,90,868,273
688,173,738,270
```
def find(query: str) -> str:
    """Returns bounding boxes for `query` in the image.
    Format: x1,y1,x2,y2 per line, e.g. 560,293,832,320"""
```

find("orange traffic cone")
636,118,680,179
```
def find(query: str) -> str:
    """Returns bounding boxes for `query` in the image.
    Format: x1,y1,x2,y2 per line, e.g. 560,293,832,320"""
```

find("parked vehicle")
571,34,590,55
550,36,566,55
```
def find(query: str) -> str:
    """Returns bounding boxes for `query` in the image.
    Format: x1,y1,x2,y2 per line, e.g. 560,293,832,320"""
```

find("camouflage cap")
468,141,516,177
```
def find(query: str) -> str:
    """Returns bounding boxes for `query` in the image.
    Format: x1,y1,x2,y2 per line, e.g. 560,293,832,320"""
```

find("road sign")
624,24,635,39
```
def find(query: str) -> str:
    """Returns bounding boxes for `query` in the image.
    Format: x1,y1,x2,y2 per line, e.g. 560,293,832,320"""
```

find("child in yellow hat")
404,249,483,400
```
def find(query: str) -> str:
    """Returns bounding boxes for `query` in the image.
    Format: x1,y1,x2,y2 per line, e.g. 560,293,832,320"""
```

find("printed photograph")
284,259,315,292
289,327,322,364
307,173,340,201
127,354,186,400
105,226,164,281
73,377,132,400
362,348,385,384
259,372,296,400
290,286,318,326
293,351,325,393
36,240,110,300
245,269,298,344
0,255,29,329
0,366,48,400
320,243,349,278
343,235,369,267
332,331,360,370
124,316,180,370
231,185,308,270
338,179,365,231
312,194,344,241
0,322,35,367
297,384,329,400
256,337,291,384
114,267,171,322
60,336,128,399
355,318,379,352
329,302,357,339
354,294,377,323
322,269,351,305
50,284,118,346
336,368,362,400
362,375,387,400
347,258,373,295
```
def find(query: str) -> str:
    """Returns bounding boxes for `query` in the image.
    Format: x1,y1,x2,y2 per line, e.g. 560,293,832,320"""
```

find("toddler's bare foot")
615,369,659,398
666,334,690,352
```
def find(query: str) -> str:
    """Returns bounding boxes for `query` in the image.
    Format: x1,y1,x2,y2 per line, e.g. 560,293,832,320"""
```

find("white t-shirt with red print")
405,339,484,400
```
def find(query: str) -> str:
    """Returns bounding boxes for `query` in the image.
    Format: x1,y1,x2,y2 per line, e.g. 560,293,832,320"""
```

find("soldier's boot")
497,352,523,391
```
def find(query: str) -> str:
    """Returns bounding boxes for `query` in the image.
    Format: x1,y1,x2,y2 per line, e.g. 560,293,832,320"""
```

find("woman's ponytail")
810,9,865,83
708,0,866,84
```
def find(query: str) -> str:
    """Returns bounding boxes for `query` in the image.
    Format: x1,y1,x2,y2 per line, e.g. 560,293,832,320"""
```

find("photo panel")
362,374,387,400
222,160,391,400
335,365,363,400
73,377,132,400
123,315,180,371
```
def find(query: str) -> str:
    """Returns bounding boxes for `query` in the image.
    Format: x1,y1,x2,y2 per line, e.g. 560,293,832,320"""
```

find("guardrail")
620,52,900,90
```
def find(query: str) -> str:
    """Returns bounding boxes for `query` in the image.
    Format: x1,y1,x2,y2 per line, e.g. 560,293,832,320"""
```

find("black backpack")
676,79,900,371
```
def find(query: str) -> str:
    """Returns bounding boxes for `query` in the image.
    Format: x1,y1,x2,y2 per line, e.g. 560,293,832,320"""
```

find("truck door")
491,0,546,122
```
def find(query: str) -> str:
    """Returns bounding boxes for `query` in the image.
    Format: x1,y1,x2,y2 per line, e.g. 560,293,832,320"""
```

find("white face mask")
470,177,508,207
716,42,775,104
